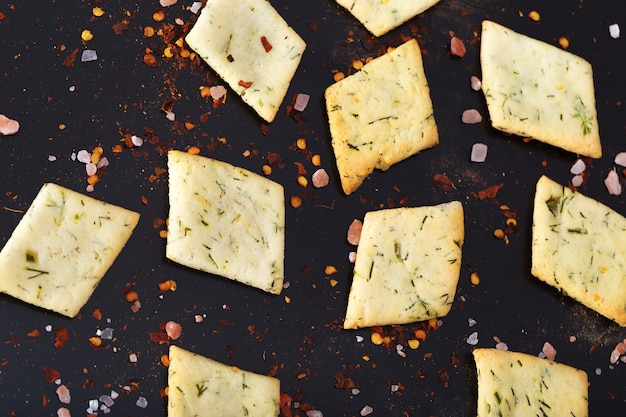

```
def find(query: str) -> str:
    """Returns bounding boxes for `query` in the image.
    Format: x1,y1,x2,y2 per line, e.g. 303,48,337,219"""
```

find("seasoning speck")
470,143,488,162
470,75,482,91
81,49,98,62
294,93,310,112
306,410,324,417
450,36,466,58
347,219,363,245
609,23,621,39
462,109,482,124
56,384,71,404
570,158,586,175
541,341,557,361
57,407,71,417
312,168,330,188
136,396,148,408
614,151,626,167
604,169,622,195
466,331,479,345
165,320,183,340
0,114,20,135
360,405,374,416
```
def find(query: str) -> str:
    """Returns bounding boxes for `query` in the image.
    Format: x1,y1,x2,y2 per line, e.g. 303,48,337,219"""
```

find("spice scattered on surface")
466,331,479,345
614,152,626,167
470,143,488,162
56,384,71,404
312,168,329,188
570,158,586,175
450,36,466,57
470,75,481,91
294,93,310,112
81,49,98,62
347,219,363,245
360,405,374,416
461,109,482,124
432,173,456,192
0,114,20,135
541,341,557,361
57,408,71,417
604,169,622,195
528,10,540,21
571,175,583,187
165,321,182,340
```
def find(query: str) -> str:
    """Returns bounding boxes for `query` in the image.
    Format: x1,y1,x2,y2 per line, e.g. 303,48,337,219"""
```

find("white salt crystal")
81,49,98,62
86,163,97,176
609,23,621,39
190,1,202,14
166,111,175,121
131,135,143,147
471,143,488,162
614,152,626,167
97,156,109,169
466,331,479,345
468,318,477,327
570,158,586,175
355,335,364,343
360,405,374,416
604,169,622,195
571,175,583,187
306,410,324,417
294,93,310,112
136,396,148,408
48,155,57,162
77,149,91,164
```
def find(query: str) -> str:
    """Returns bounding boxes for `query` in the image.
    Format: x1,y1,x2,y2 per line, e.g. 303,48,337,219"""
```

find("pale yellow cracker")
531,175,626,326
473,348,588,417
0,183,140,317
334,0,441,37
168,345,280,417
185,0,306,123
325,38,438,195
344,201,463,329
166,150,285,294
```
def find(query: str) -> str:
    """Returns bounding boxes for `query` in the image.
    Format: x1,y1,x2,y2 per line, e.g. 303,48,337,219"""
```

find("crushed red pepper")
260,36,273,52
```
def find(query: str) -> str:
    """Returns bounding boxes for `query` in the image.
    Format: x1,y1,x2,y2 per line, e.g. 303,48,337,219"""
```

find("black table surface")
1,0,625,415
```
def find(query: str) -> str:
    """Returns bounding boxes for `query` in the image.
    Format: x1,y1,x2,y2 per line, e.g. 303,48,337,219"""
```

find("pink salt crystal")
159,0,177,6
348,251,357,263
604,169,622,195
165,320,182,340
210,85,227,100
347,219,363,245
0,114,20,135
293,93,310,112
86,163,97,176
570,159,586,175
571,175,583,188
56,384,71,404
312,168,329,188
450,37,466,57
614,152,626,167
542,341,557,361
461,109,482,124
470,76,481,91
57,408,71,417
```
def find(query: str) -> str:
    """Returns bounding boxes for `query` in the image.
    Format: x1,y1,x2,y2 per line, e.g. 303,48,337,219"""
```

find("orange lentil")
112,143,124,153
297,176,308,187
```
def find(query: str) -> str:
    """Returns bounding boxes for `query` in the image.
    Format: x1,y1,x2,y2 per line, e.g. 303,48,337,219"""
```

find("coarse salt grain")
470,75,481,91
56,384,71,404
495,342,508,351
356,335,364,343
0,114,20,135
166,111,176,121
348,251,357,263
129,353,138,363
81,49,98,62
210,85,227,100
461,109,482,124
347,219,363,245
352,388,360,395
609,23,620,39
468,318,477,327
614,152,626,167
360,405,374,416
571,175,584,188
48,155,57,162
470,143,488,162
466,331,479,345
57,407,71,417
86,163,97,176
306,410,324,417
97,157,109,169
570,158,586,175
77,150,91,163
136,396,148,408
294,93,310,112
595,368,602,375
131,135,143,147
542,341,557,361
604,169,622,195
190,1,202,13
312,168,330,188
165,320,182,340
159,0,178,6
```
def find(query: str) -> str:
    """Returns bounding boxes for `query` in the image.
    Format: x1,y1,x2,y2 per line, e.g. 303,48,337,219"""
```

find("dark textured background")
1,0,625,415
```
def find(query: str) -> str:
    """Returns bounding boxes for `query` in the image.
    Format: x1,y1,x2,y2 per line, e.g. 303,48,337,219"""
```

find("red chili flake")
63,48,79,68
238,80,253,89
112,20,130,35
294,161,307,175
433,173,456,192
0,12,6,20
450,36,466,58
153,217,166,228
260,36,273,52
141,195,149,205
44,365,61,382
54,327,70,349
267,152,283,168
149,331,170,344
279,393,293,417
261,122,270,136
27,329,40,337
92,308,102,320
437,369,450,388
472,183,504,200
334,371,357,389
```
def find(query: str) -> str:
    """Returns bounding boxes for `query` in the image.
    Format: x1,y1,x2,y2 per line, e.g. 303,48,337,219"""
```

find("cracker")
185,0,306,123
473,348,588,417
168,345,280,417
531,175,626,326
480,20,601,158
343,201,463,329
0,183,140,317
334,0,441,37
166,150,285,294
325,38,438,195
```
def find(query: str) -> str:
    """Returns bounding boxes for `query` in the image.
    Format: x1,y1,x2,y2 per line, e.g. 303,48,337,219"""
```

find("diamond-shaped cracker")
185,0,306,123
166,150,285,294
531,175,626,326
168,345,280,417
325,38,438,195
334,0,441,37
0,183,140,317
343,201,464,329
480,20,601,158
473,348,588,417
